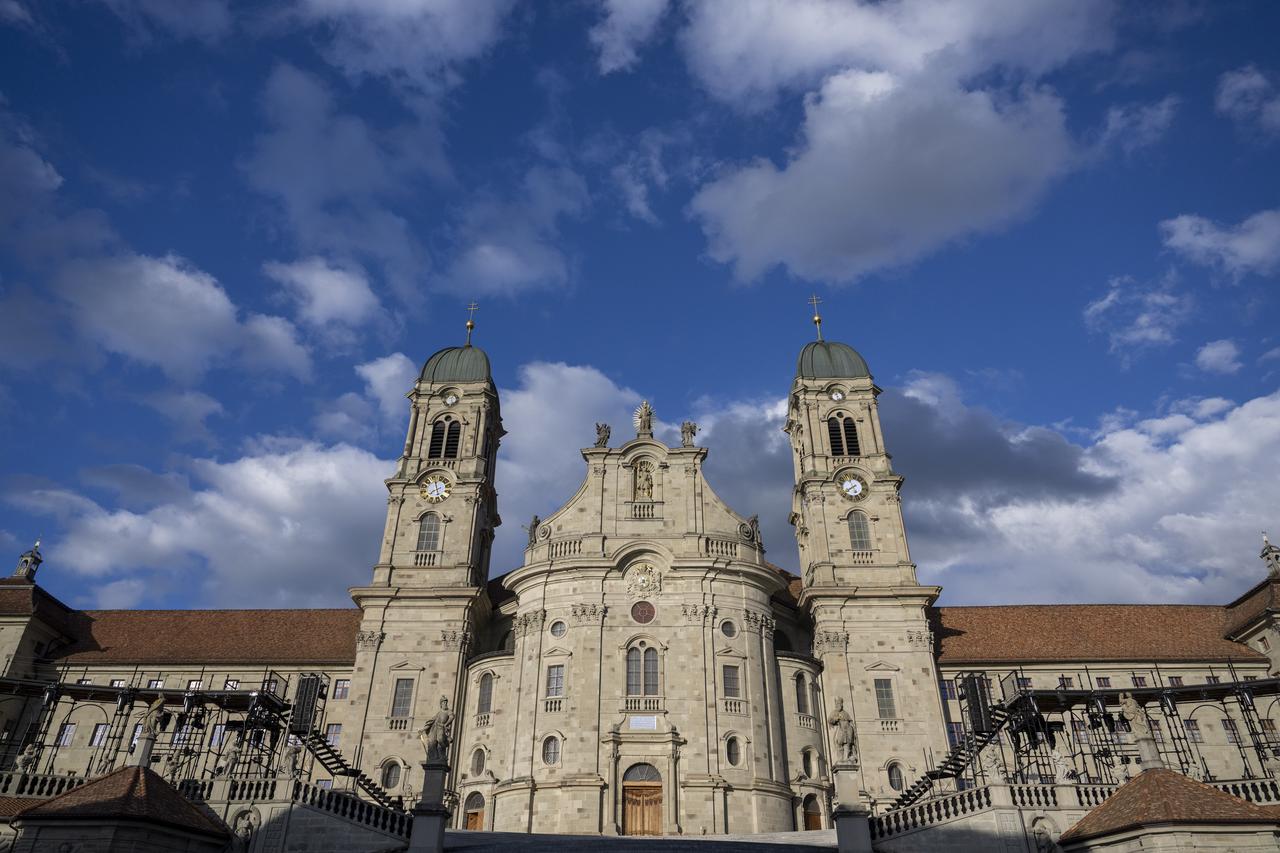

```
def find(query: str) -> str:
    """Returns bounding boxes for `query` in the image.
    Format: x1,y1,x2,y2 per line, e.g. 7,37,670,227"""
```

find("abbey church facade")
2,329,1279,843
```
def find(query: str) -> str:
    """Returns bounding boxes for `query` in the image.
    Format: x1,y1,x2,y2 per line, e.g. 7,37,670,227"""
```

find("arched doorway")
463,792,485,830
622,763,662,836
802,794,822,831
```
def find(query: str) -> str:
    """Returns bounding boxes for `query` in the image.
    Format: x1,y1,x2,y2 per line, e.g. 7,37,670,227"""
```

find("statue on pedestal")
594,423,611,448
680,421,698,447
828,697,858,764
419,696,454,762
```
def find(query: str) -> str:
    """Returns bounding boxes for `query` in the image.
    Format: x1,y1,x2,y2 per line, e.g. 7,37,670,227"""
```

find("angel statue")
680,421,698,448
418,696,454,763
594,423,611,448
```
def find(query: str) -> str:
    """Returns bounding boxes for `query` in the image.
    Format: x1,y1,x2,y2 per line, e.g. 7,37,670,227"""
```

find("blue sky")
1,0,1278,612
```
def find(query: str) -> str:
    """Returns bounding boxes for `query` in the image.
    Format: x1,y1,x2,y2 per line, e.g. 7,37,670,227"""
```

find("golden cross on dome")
465,301,479,345
808,293,824,341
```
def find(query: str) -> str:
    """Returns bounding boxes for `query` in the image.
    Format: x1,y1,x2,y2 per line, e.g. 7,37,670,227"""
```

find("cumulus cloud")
51,253,312,383
439,165,589,294
1215,65,1280,137
263,256,384,345
242,64,442,301
355,352,418,425
292,0,516,96
678,0,1115,106
1160,209,1280,279
589,0,670,74
690,72,1074,282
1083,273,1194,362
11,440,391,608
1194,339,1243,375
1095,95,1180,155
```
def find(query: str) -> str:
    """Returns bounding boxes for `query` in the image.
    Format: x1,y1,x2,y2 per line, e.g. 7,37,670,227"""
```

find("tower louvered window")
827,415,860,456
444,420,461,457
427,420,447,458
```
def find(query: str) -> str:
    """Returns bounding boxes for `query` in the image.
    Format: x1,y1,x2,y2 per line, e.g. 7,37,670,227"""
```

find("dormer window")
827,415,860,456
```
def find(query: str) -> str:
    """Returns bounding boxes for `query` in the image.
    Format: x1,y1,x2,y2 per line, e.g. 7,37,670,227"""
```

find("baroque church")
2,316,1280,851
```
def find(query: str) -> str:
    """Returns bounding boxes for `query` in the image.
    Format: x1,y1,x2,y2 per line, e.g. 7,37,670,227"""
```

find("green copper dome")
796,340,871,379
420,345,491,384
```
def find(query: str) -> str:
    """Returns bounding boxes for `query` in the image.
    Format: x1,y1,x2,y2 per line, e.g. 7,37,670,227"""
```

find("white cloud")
1083,273,1194,361
51,253,312,383
677,0,1115,106
440,165,589,294
1160,209,1280,279
1194,339,1243,375
355,352,418,425
142,390,224,445
242,64,442,302
293,0,516,96
1215,65,1280,137
690,72,1074,282
589,0,670,74
1096,95,1179,155
263,256,383,343
12,441,391,607
94,578,148,609
0,1,33,25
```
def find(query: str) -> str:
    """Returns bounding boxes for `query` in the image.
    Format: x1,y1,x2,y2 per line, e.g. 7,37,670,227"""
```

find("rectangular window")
940,680,957,700
875,678,897,719
1223,719,1241,744
1058,676,1074,689
110,679,125,688
545,664,565,698
263,678,279,693
1096,677,1111,688
148,679,164,689
174,724,194,746
1071,720,1087,740
1150,719,1164,743
1168,676,1184,687
130,723,142,747
56,723,76,747
1206,676,1221,685
1186,720,1203,743
75,678,92,685
187,679,203,690
390,679,414,718
333,679,350,700
90,723,109,747
723,665,741,699
1132,676,1147,688
316,779,333,790
209,724,226,748
1017,677,1032,689
946,722,965,747
325,724,342,747
224,679,240,690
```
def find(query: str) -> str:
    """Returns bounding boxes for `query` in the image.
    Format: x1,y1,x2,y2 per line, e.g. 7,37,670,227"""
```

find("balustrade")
413,551,438,567
549,538,582,559
797,713,816,730
544,697,563,713
722,698,746,715
624,697,663,712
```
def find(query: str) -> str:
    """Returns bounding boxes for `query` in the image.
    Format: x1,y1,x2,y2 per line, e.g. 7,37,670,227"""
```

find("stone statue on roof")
419,696,454,763
594,423,610,448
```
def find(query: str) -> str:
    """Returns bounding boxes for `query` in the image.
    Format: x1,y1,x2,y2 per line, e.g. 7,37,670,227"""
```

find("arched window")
427,419,448,459
381,762,401,789
477,673,493,715
794,674,809,714
848,511,872,551
541,736,561,766
471,747,486,776
444,420,462,458
626,644,660,696
417,512,442,551
725,736,741,766
888,763,905,791
827,415,861,456
623,763,661,782
802,750,815,778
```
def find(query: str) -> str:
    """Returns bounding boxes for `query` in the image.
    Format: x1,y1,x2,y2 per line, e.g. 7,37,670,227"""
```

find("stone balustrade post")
407,761,451,853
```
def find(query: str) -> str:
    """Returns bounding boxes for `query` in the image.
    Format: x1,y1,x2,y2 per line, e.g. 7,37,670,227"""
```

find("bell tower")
346,309,503,784
785,298,948,806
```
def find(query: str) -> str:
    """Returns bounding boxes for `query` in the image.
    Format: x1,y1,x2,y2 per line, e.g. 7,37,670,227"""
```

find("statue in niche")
633,401,654,436
419,696,454,762
828,697,858,764
680,421,698,447
594,423,611,448
634,461,654,501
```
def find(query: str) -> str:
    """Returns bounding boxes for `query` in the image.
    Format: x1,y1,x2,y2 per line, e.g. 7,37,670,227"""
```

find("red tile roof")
0,796,32,819
15,766,228,839
55,609,362,665
1060,768,1278,843
935,604,1263,663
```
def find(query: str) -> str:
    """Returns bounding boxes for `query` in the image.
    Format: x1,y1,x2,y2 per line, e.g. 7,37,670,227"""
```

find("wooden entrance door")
464,808,484,830
802,794,822,830
622,784,662,836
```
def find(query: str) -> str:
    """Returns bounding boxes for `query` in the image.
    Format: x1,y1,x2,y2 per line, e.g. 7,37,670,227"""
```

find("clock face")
420,476,451,503
830,390,845,401
840,475,867,501
444,394,458,406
